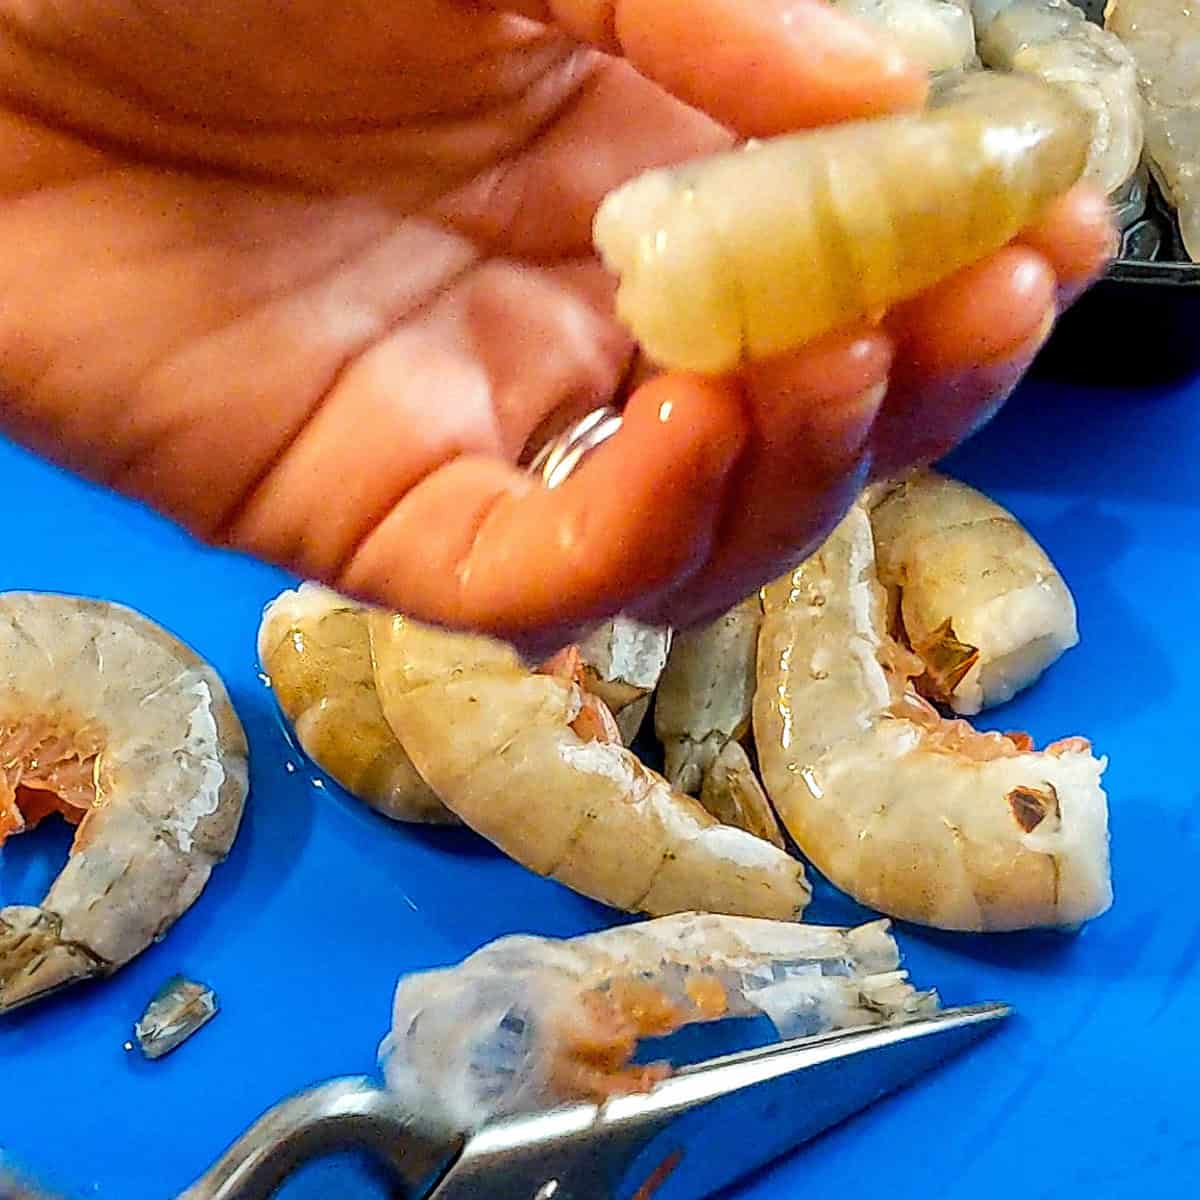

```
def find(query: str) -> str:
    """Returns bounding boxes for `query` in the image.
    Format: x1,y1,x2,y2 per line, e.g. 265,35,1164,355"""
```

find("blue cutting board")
1,373,1198,1199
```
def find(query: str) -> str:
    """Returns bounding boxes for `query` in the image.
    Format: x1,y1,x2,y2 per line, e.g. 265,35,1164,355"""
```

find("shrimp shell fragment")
868,471,1078,715
0,594,248,1012
380,913,938,1130
593,71,1089,373
753,507,1111,932
368,614,810,920
833,0,978,75
575,617,671,745
257,584,455,825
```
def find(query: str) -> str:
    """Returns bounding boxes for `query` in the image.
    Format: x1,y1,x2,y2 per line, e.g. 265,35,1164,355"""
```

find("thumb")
484,0,927,137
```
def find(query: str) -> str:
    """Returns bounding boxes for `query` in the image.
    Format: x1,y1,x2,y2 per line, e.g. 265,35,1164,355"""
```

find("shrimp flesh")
972,0,1143,196
753,505,1111,932
368,613,811,920
1106,0,1200,259
574,617,671,745
868,471,1078,715
0,594,248,1012
654,596,762,795
833,0,978,75
592,71,1089,373
257,583,455,825
379,913,937,1130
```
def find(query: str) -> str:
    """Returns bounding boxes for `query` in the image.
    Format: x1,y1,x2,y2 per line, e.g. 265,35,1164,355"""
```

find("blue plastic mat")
2,372,1198,1197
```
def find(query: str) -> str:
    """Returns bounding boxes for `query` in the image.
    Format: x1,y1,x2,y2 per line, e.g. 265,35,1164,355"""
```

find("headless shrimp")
699,741,786,849
752,506,1111,932
868,471,1078,715
368,614,810,921
654,597,762,795
973,0,1143,196
1106,0,1200,259
593,71,1089,373
0,594,248,1012
257,583,455,825
380,913,937,1130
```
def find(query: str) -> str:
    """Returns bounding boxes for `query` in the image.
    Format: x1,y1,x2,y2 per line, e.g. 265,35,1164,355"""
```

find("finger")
485,0,928,136
1018,182,1118,309
871,246,1057,479
338,373,747,650
628,327,893,630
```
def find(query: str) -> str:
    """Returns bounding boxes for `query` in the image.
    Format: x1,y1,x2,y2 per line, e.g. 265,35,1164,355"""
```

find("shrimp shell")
380,913,937,1130
0,594,248,1012
593,71,1089,373
654,596,762,795
575,617,671,745
868,471,1078,715
368,613,811,920
257,584,455,825
752,506,1111,932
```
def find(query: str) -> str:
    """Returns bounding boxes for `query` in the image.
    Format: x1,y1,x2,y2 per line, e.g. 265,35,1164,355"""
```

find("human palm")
0,0,1112,651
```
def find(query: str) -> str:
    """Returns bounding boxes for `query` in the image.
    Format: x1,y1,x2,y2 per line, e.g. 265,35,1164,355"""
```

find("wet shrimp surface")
1,372,1199,1200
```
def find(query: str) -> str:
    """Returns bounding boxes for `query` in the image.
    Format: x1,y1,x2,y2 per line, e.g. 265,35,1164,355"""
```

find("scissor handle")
175,1077,464,1200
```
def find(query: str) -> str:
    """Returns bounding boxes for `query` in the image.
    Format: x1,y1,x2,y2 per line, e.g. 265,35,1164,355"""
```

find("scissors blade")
431,1003,1011,1200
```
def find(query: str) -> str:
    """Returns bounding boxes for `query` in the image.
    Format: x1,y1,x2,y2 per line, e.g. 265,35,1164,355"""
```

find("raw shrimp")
699,741,785,849
868,471,1078,715
1106,0,1200,259
257,583,455,825
654,596,762,795
753,506,1111,932
0,594,248,1012
833,0,977,75
574,617,671,746
592,71,1089,373
368,613,811,920
972,0,1143,196
379,913,937,1130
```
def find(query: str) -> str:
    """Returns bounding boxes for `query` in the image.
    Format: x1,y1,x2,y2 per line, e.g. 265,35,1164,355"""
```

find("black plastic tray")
1031,0,1200,384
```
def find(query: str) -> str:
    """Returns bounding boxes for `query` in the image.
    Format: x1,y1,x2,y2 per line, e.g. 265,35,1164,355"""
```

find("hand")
0,0,1113,654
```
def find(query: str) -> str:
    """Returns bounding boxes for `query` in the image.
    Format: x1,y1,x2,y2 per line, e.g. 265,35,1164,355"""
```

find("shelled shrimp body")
868,471,1078,715
257,584,454,825
973,0,1143,196
833,0,977,75
593,72,1089,373
0,594,248,1012
369,614,810,920
1106,0,1200,260
753,506,1111,932
380,913,937,1130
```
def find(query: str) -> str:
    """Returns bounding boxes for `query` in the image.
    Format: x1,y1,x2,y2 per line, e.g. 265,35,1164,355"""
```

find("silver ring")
525,405,624,489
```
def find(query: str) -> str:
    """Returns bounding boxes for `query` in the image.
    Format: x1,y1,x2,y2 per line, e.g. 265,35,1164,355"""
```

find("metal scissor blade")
431,1003,1011,1200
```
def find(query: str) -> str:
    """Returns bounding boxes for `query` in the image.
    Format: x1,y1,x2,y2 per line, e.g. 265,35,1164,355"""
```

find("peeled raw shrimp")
753,505,1111,932
972,0,1143,196
368,613,810,920
1106,0,1200,259
380,913,937,1130
0,594,248,1012
868,471,1078,715
832,0,977,75
593,71,1089,373
257,583,454,825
